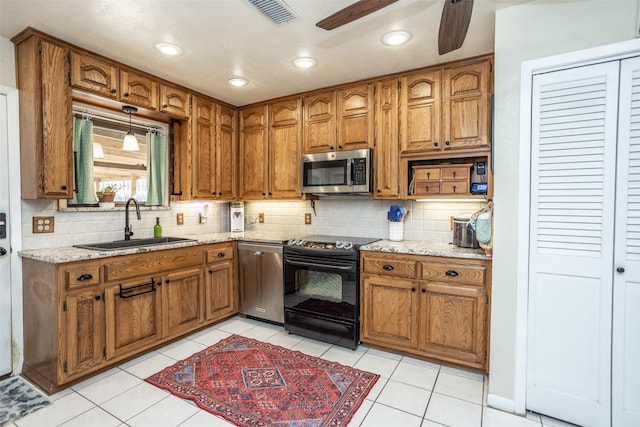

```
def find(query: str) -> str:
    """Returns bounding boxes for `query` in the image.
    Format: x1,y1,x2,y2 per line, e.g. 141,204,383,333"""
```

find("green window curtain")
71,117,97,204
146,132,167,206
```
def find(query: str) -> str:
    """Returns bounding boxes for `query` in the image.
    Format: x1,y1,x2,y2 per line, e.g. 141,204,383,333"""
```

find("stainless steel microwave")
301,149,372,194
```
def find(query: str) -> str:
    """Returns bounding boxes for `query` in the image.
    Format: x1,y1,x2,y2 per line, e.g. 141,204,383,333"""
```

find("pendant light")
122,106,139,151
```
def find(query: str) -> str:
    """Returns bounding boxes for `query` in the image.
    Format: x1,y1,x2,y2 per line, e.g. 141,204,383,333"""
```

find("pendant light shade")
122,106,139,151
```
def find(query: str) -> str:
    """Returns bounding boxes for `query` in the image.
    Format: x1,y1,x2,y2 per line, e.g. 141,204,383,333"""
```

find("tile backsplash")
20,197,487,250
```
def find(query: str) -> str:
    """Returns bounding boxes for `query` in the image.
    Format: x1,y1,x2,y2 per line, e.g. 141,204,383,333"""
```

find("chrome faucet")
124,197,141,240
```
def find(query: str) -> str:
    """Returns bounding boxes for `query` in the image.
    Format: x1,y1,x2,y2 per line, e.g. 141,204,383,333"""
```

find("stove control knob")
335,241,344,249
344,242,353,250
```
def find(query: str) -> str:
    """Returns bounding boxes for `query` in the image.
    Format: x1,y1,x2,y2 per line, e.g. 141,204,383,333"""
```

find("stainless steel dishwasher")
238,241,284,324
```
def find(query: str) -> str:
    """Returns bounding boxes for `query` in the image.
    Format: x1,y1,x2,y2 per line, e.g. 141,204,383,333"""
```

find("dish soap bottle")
154,217,162,238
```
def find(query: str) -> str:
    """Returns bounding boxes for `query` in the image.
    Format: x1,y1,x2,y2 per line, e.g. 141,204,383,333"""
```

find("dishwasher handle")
238,242,283,255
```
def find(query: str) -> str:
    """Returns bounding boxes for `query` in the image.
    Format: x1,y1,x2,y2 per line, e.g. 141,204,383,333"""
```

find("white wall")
0,36,15,88
491,0,638,410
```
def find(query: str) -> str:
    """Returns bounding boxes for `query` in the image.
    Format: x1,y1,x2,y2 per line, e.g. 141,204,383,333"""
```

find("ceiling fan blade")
316,0,399,30
438,0,474,55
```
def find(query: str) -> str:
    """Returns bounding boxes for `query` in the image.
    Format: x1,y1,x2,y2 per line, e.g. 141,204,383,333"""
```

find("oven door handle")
285,258,355,271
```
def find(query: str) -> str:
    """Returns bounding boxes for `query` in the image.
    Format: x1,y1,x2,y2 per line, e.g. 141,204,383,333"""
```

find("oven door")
283,251,360,348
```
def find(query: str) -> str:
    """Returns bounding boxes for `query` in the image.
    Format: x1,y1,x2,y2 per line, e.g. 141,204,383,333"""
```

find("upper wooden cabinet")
71,52,159,110
374,78,400,199
303,91,336,153
302,85,374,154
160,83,190,118
14,35,73,199
443,60,492,152
400,58,492,155
216,105,238,200
239,105,269,199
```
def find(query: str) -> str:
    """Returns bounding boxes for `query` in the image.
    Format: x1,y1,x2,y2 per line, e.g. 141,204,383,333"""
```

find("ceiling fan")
315,0,474,55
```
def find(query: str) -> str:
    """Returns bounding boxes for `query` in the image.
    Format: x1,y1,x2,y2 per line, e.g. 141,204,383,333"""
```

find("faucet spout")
124,198,141,240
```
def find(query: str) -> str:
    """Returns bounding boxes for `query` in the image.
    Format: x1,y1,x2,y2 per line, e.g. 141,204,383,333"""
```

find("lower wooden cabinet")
22,242,237,393
360,251,491,372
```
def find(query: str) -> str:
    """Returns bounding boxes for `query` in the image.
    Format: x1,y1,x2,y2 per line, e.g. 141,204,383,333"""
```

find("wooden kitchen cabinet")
360,251,491,372
269,98,302,199
191,95,217,199
337,84,374,151
13,33,73,199
240,104,269,199
400,70,442,154
216,105,238,199
160,83,190,118
374,78,400,198
71,52,159,110
303,91,336,153
204,243,237,322
411,164,472,197
21,242,238,393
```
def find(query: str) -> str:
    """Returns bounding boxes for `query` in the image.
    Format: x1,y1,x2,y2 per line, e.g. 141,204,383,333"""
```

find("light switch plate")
258,213,264,223
177,213,184,225
33,216,54,233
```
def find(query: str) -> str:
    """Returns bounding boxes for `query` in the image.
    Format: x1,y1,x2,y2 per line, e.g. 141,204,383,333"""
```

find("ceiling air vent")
246,0,297,25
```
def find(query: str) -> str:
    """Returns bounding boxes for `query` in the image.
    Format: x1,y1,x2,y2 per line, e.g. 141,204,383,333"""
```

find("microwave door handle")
348,159,354,185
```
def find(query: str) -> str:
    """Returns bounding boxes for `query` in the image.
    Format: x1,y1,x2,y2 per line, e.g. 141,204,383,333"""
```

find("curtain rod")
72,110,164,135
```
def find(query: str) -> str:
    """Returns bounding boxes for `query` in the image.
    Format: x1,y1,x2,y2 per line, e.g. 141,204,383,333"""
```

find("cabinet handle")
61,185,67,190
218,192,222,196
452,171,457,178
382,264,394,270
427,172,430,179
123,92,129,97
445,140,450,146
421,288,426,293
94,295,101,301
338,145,343,149
217,252,226,257
330,146,335,150
208,269,213,274
163,103,168,108
110,88,117,94
119,278,156,298
411,287,416,292
165,279,170,284
425,185,429,192
434,142,439,147
77,273,93,281
452,185,457,193
616,267,625,273
445,270,459,277
377,189,381,193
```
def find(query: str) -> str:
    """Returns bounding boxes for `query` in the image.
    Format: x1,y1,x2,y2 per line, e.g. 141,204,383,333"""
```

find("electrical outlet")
450,216,454,230
305,213,312,225
258,213,265,223
33,216,54,233
177,213,184,225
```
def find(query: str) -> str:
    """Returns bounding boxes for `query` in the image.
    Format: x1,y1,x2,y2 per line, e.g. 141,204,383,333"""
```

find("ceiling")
0,0,524,106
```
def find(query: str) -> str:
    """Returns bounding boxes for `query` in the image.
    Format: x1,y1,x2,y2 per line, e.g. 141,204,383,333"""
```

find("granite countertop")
360,239,491,260
19,232,490,263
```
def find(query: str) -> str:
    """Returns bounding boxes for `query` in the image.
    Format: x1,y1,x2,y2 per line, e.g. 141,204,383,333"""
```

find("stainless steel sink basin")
74,237,196,251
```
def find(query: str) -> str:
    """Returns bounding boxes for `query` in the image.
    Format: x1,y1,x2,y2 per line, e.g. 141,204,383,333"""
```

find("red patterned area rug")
145,334,379,426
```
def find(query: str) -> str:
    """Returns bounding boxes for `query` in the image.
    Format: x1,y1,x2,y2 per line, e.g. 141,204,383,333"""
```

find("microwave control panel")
352,158,367,185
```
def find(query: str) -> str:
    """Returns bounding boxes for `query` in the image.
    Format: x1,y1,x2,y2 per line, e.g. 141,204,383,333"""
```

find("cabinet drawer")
440,180,469,195
104,247,203,282
413,167,441,181
441,166,470,180
420,262,486,286
65,264,101,289
414,180,440,195
363,257,417,279
205,243,235,263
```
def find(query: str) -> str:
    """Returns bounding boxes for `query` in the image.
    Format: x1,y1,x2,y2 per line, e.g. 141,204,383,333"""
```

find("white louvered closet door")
612,56,640,427
527,61,620,427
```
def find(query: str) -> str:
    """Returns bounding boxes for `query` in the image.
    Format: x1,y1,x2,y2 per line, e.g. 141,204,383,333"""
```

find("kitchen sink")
74,237,197,251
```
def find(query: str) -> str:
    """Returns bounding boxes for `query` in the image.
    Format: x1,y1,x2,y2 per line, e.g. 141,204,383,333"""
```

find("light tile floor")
11,316,579,427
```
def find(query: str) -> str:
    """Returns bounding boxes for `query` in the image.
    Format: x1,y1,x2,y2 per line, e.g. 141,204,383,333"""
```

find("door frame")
512,38,640,415
0,85,23,376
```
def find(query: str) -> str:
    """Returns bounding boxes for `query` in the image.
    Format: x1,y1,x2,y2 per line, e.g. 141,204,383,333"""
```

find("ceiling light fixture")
154,42,183,56
121,106,140,151
93,142,105,159
227,77,249,87
382,30,412,46
293,57,316,69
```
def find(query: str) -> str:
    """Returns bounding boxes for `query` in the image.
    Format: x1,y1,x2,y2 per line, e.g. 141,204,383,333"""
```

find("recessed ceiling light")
381,30,412,46
293,57,317,69
228,77,249,87
155,42,183,56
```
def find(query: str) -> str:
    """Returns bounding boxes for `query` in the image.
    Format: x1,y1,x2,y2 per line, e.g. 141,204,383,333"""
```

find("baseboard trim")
487,394,518,414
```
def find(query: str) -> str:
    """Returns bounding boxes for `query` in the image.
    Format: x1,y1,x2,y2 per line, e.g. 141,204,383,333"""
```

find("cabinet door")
239,105,269,199
70,52,118,99
442,60,491,151
400,70,442,153
204,260,236,322
270,99,302,199
374,78,400,198
120,70,158,110
105,277,161,359
162,268,203,337
64,290,104,378
160,83,190,118
337,84,374,151
361,275,418,349
419,282,487,369
191,96,216,199
303,91,336,153
216,105,237,199
41,41,73,198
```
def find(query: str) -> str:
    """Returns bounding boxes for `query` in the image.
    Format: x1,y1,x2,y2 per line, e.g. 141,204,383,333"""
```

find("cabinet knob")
110,88,116,94
77,273,93,281
434,142,439,147
452,171,457,178
217,252,226,257
445,270,459,277
445,140,450,146
382,264,394,270
377,189,381,193
165,279,170,284
616,267,625,273
262,192,266,196
123,92,129,97
61,185,67,190
425,185,430,192
411,287,416,292
338,145,343,149
94,295,101,301
421,288,426,293
427,172,430,179
330,147,335,150
452,185,457,193
218,192,222,196
163,103,168,108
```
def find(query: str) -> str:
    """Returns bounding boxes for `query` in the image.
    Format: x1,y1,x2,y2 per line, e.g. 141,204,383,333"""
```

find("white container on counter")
388,222,404,241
